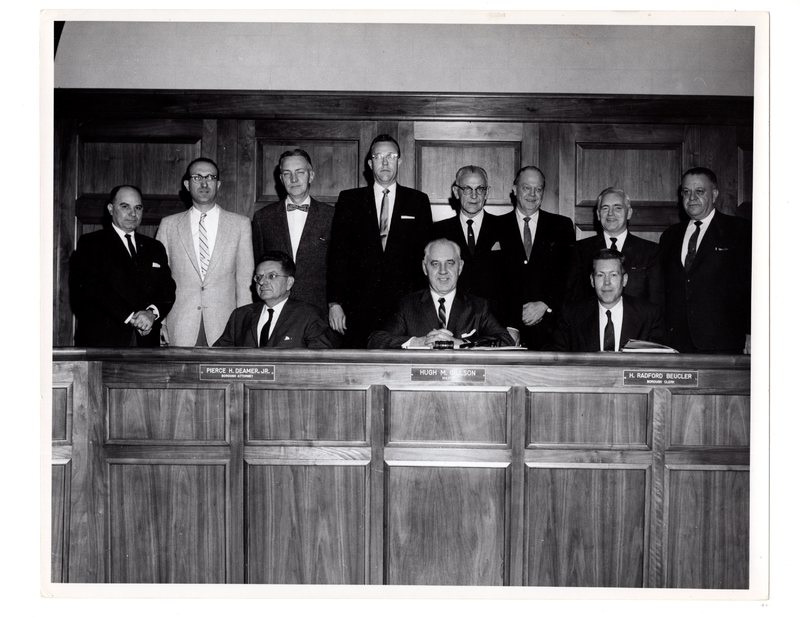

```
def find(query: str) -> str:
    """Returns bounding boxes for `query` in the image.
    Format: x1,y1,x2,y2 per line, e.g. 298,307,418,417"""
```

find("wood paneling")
106,386,229,443
665,468,749,589
388,389,508,445
51,463,70,583
525,466,647,587
52,385,71,442
246,388,367,443
108,462,228,583
386,465,507,585
528,391,649,447
669,394,750,447
245,463,367,584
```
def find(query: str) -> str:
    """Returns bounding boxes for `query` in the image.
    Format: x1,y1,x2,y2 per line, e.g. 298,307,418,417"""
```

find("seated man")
368,238,514,349
551,248,664,352
214,250,334,348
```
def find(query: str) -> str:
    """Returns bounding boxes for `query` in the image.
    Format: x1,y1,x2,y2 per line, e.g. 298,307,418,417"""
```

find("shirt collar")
603,229,628,247
460,209,484,226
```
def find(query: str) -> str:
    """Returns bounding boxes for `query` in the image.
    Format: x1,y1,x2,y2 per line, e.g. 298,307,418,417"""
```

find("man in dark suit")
327,134,433,347
659,167,751,353
214,250,334,348
497,165,575,349
251,149,334,316
551,248,664,352
433,165,512,337
69,185,176,347
566,186,663,306
368,239,514,349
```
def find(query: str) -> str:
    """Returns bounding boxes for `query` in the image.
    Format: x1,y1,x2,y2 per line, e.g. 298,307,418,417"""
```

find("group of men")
69,133,752,355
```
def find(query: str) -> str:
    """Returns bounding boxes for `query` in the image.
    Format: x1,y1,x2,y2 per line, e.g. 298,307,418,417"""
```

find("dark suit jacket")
433,211,508,324
328,184,433,347
496,209,575,349
550,295,664,352
69,227,176,347
659,210,751,353
213,298,334,348
251,198,333,315
367,289,515,349
565,232,664,306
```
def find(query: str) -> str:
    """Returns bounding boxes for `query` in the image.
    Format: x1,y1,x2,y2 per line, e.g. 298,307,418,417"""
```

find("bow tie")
286,202,310,212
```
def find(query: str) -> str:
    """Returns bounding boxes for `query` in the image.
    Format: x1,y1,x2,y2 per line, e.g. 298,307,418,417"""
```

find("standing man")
551,248,664,352
433,165,509,328
327,134,433,347
498,165,575,349
69,185,176,347
659,167,751,353
252,149,334,316
157,157,254,346
566,186,663,305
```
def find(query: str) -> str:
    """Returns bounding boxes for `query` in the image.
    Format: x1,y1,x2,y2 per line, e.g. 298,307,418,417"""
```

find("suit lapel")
688,215,720,272
296,199,322,260
248,304,262,346
619,299,637,348
206,208,231,277
271,202,293,257
177,210,202,278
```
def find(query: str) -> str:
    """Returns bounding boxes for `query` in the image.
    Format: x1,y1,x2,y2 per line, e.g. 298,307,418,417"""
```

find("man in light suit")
156,157,254,346
659,167,751,353
368,239,514,349
214,251,334,348
327,134,433,348
433,165,511,333
70,185,176,347
551,248,664,352
497,165,575,349
251,149,334,317
565,186,663,306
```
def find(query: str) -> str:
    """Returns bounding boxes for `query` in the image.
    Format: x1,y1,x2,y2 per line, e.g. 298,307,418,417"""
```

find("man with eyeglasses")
565,186,663,306
69,185,176,347
214,251,334,348
658,167,751,353
156,157,254,346
251,149,334,317
497,165,575,350
328,134,433,347
433,165,514,340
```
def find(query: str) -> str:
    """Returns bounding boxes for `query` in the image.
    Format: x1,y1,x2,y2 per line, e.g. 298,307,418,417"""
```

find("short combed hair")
256,250,296,277
278,149,313,169
595,186,631,210
513,165,546,187
108,184,143,204
186,157,220,178
592,248,626,274
423,238,462,261
682,166,718,188
369,134,401,157
454,165,488,186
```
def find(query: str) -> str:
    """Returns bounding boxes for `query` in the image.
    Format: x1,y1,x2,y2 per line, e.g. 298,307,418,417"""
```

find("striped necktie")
437,297,447,329
199,212,210,278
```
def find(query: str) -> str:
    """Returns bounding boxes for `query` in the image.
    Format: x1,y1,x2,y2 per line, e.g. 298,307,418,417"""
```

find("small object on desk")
433,340,454,350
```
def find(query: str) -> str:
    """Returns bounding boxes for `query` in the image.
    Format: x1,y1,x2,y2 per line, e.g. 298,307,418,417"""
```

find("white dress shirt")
460,209,484,243
598,298,624,351
515,208,540,261
681,209,715,266
373,182,397,232
603,229,628,250
110,222,160,323
285,197,311,260
429,288,457,328
257,297,289,342
190,204,220,268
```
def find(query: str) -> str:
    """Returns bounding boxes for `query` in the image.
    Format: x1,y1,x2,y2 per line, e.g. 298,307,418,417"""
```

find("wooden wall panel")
51,463,70,583
669,394,750,447
683,125,740,217
245,463,367,584
525,466,647,587
665,468,749,589
52,385,71,442
388,389,508,445
106,386,228,443
385,465,507,585
529,391,649,447
246,387,367,443
108,462,228,583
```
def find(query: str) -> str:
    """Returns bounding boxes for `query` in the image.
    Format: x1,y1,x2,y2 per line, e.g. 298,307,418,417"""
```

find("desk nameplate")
411,366,486,383
623,369,698,386
200,364,276,381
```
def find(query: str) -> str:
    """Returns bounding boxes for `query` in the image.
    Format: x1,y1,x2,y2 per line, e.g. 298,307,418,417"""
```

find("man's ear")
286,276,295,291
622,273,629,288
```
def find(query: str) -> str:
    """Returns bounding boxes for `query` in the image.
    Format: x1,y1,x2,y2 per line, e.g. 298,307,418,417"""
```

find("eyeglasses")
280,170,310,180
253,273,290,284
371,153,399,162
456,185,488,197
189,174,218,183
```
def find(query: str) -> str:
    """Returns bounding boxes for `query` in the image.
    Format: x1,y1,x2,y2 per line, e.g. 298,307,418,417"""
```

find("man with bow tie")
252,149,334,318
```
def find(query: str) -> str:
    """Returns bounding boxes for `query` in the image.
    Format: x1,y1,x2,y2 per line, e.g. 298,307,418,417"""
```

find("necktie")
286,202,309,212
610,237,618,251
603,309,615,351
259,308,274,347
685,221,702,271
124,233,136,259
523,216,533,260
379,189,390,251
199,212,210,278
466,219,476,255
437,297,447,329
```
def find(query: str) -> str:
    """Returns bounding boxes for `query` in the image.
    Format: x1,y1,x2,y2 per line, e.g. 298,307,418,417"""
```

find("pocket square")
401,215,416,220
319,237,327,242
283,335,292,341
491,242,501,251
152,262,161,268
714,246,730,251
